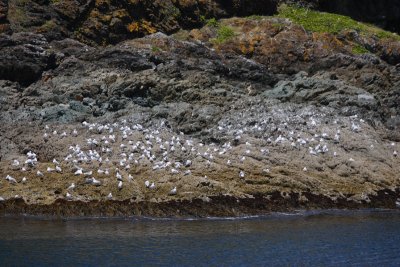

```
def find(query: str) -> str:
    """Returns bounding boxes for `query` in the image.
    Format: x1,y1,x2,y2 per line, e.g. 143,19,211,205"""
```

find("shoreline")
1,189,399,219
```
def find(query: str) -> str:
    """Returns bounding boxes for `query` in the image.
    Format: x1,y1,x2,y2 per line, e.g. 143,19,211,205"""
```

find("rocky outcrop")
1,189,400,218
1,0,278,45
0,11,400,217
0,33,57,85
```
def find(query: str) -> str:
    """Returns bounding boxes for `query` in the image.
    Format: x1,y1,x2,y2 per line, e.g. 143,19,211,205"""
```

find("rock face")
0,0,278,45
0,33,57,85
2,0,400,47
0,11,400,217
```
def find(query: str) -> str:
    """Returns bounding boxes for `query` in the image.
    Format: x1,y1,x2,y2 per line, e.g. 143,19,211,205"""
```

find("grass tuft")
276,4,400,41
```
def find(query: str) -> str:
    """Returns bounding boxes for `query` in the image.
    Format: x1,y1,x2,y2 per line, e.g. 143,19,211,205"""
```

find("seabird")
239,170,245,178
169,187,177,195
5,175,17,184
149,182,156,190
107,193,113,200
22,177,27,184
37,171,44,177
83,171,93,176
67,183,75,191
66,192,73,200
145,180,150,188
118,181,123,190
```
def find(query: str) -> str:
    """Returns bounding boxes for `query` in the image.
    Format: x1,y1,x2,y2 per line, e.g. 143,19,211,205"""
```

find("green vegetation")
352,44,369,55
213,25,235,44
151,46,161,52
203,17,235,44
246,15,264,21
276,4,400,41
39,20,57,31
206,18,219,27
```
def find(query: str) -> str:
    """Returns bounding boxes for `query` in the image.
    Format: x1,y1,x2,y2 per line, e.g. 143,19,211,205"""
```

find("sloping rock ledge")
1,189,399,218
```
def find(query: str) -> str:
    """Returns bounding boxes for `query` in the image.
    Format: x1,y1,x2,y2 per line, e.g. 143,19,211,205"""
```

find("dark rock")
0,33,57,85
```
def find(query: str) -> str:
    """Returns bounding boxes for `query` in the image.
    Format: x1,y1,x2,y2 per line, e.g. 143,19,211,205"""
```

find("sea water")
0,210,400,266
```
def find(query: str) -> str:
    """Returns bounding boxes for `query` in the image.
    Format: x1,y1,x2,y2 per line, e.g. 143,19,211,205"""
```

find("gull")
43,133,49,141
349,158,355,162
53,159,60,165
184,170,191,176
169,187,177,195
240,156,246,163
97,169,105,174
85,177,101,186
92,178,101,186
25,159,36,166
66,192,73,200
394,151,398,157
74,169,83,175
334,134,340,143
83,171,93,176
303,167,307,172
171,168,179,174
263,169,270,173
145,180,150,188
185,159,192,167
21,167,26,172
128,174,133,181
351,122,360,132
22,177,27,184
227,160,231,166
37,171,44,177
149,182,156,190
67,183,75,191
309,148,317,155
6,175,17,184
56,166,62,173
107,193,113,200
116,172,123,181
239,170,245,178
12,160,20,166
118,181,123,190
72,129,78,137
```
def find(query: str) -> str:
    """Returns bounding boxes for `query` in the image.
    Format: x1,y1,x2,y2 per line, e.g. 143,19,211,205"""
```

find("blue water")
1,210,400,266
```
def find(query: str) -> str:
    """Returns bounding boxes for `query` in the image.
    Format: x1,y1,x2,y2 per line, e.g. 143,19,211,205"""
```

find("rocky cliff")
0,3,400,217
